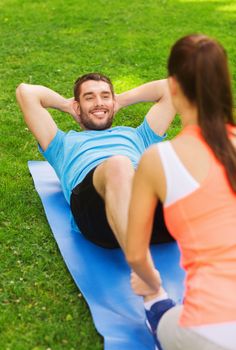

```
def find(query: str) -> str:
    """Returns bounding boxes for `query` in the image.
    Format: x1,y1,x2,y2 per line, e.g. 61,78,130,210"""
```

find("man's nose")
94,96,104,106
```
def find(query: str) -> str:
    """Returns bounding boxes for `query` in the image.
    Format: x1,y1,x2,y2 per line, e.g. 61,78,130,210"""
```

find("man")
16,73,175,251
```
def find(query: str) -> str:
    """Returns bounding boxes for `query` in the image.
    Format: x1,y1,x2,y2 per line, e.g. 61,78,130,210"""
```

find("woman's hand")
130,270,162,296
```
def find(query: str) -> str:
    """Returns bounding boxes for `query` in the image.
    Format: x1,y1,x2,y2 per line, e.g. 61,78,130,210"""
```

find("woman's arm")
125,145,167,294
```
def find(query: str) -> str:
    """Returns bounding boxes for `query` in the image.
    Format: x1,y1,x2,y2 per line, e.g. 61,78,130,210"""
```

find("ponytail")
168,35,236,192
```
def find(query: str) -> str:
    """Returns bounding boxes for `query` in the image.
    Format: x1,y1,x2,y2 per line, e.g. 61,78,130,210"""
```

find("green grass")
0,0,236,349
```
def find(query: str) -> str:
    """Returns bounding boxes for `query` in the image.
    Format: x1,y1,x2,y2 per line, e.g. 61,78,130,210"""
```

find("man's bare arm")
116,79,176,135
16,84,75,151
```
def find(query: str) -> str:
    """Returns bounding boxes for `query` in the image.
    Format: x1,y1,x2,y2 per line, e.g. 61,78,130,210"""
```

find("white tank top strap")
157,141,200,207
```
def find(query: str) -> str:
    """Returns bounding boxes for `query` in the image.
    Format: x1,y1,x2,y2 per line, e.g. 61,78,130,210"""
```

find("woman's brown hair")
168,34,236,191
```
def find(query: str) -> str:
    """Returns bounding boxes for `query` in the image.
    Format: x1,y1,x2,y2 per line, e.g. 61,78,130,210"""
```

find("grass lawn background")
0,0,235,349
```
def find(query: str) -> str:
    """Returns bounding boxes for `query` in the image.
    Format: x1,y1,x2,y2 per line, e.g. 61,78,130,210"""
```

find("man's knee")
104,155,134,186
93,156,134,198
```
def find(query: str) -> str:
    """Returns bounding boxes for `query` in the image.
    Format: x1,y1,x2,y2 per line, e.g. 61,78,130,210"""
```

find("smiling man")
16,73,175,251
73,75,115,130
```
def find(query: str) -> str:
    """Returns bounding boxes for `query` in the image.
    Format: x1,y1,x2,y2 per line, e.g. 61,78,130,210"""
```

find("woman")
126,34,236,350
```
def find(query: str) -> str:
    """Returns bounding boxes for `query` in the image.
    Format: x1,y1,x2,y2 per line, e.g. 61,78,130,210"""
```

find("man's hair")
74,73,114,101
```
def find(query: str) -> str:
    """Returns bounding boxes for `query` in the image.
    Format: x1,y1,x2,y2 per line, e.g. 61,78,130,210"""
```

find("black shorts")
70,167,174,248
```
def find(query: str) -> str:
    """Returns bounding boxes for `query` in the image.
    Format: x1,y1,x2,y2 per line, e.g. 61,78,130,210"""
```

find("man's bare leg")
94,156,163,302
93,155,135,250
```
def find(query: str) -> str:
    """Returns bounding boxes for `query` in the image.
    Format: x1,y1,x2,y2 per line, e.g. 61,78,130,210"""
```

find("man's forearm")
116,79,168,109
16,84,70,113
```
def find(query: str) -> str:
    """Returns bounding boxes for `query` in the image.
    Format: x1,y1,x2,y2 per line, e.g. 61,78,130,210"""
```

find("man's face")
75,80,115,130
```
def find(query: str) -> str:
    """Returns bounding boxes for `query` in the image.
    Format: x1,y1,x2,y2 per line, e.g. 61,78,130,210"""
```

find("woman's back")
158,124,236,326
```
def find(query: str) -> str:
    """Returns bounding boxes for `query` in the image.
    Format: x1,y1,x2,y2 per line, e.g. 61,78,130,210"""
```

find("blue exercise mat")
28,161,185,350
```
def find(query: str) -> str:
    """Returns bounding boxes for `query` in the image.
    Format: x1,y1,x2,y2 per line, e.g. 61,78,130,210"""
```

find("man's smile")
90,108,109,117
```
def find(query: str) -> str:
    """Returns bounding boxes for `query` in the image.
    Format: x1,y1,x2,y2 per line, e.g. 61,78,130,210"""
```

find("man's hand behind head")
66,97,80,123
113,94,122,115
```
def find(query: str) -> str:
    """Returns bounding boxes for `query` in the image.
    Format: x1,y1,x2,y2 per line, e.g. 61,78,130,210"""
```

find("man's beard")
79,109,114,130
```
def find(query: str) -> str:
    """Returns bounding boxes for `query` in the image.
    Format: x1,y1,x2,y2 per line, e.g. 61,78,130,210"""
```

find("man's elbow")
16,83,30,101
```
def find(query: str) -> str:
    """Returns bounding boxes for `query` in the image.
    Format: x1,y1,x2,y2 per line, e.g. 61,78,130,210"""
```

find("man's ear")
72,100,81,123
